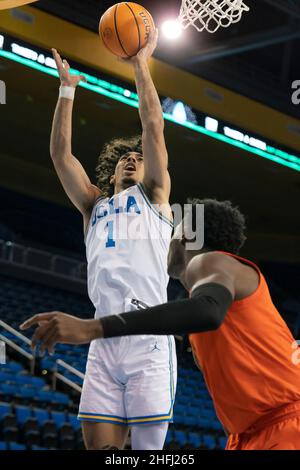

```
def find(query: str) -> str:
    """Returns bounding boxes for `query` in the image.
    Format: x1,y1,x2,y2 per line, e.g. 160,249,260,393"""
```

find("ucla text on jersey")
89,184,173,247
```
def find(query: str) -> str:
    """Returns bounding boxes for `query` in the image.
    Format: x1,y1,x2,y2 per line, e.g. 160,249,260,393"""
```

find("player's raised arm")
50,48,101,221
130,29,170,205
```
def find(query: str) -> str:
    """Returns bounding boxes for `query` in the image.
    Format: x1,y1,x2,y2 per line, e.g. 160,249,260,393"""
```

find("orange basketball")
99,2,155,58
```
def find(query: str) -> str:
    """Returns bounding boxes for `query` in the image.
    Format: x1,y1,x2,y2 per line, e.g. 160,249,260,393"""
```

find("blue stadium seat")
180,368,192,377
0,331,12,339
19,387,36,399
173,413,186,425
51,411,66,428
200,408,215,419
198,418,212,430
176,394,189,405
0,441,7,450
31,445,48,450
0,402,10,419
189,397,203,407
181,389,194,398
186,406,200,417
173,404,186,415
210,420,223,431
174,430,187,445
34,408,50,426
177,376,187,386
53,392,69,405
0,372,13,382
0,383,18,395
68,414,81,431
4,362,23,372
9,442,26,450
15,405,32,425
182,415,198,427
190,370,200,379
188,432,201,448
64,373,83,385
202,399,214,408
198,391,211,400
186,378,197,387
30,377,46,387
15,375,36,386
40,358,56,371
76,365,86,374
36,390,55,402
199,382,208,390
219,436,227,449
203,434,216,449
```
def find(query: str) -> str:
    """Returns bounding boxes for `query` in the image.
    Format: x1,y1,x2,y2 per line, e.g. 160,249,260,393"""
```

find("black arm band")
101,283,233,338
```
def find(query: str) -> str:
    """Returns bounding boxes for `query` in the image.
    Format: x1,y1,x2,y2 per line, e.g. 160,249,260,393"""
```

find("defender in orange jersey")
22,199,300,450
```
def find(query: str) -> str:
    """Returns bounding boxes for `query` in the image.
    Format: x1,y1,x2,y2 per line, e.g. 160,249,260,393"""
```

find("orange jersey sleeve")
189,252,300,434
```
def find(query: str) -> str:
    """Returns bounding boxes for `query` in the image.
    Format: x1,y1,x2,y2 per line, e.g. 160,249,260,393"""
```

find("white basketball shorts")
78,334,177,426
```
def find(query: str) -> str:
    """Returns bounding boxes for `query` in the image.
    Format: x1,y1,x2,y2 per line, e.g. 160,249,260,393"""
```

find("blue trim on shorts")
77,412,128,425
78,411,126,419
77,413,174,426
78,417,129,426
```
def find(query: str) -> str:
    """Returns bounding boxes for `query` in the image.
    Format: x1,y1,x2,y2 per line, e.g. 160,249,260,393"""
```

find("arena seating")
0,274,94,332
0,355,225,450
0,187,84,257
0,360,83,450
1,268,299,450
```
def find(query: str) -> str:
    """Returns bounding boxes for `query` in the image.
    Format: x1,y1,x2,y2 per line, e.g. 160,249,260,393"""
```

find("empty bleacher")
0,272,226,449
0,359,83,450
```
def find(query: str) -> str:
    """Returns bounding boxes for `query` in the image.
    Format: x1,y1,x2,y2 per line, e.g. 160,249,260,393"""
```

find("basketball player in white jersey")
41,29,177,450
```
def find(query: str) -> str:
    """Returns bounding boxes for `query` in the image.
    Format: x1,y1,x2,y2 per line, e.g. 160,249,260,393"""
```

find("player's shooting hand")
19,312,103,356
52,48,87,87
137,27,158,61
123,27,158,65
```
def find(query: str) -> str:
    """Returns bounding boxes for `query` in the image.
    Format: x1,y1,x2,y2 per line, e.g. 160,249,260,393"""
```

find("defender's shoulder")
189,251,238,272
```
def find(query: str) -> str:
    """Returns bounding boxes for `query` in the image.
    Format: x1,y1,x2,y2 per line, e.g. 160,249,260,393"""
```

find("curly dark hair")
95,135,142,198
187,198,247,254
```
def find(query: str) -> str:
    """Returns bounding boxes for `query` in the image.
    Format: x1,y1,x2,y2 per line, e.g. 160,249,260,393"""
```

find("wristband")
59,86,75,100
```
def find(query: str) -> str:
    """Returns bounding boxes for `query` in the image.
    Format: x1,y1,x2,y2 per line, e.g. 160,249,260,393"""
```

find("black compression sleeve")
101,283,233,338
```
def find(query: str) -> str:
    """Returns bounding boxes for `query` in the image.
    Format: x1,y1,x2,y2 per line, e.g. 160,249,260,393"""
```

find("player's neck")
114,181,136,195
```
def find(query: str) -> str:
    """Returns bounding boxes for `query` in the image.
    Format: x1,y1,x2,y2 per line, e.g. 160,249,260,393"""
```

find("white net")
179,0,250,33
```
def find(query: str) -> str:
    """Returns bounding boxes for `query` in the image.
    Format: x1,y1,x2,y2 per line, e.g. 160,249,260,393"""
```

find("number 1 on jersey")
105,220,116,248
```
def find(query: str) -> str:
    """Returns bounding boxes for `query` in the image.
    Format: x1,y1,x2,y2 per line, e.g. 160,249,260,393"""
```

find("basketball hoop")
179,0,250,33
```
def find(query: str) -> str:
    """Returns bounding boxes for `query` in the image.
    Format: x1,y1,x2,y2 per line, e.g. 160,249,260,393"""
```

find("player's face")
114,152,144,188
167,221,186,279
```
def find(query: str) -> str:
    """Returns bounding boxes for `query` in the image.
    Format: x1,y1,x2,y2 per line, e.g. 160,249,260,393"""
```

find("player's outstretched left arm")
19,253,238,355
129,29,171,209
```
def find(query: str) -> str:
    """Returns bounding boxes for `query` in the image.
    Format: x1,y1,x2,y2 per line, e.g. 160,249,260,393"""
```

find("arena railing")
0,320,84,394
0,320,35,374
52,359,84,393
0,239,87,282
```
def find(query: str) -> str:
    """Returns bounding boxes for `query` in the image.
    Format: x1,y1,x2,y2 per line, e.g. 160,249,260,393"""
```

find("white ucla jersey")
85,183,173,318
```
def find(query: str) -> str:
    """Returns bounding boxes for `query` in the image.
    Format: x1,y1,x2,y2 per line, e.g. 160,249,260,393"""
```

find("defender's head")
96,136,144,197
168,198,247,279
